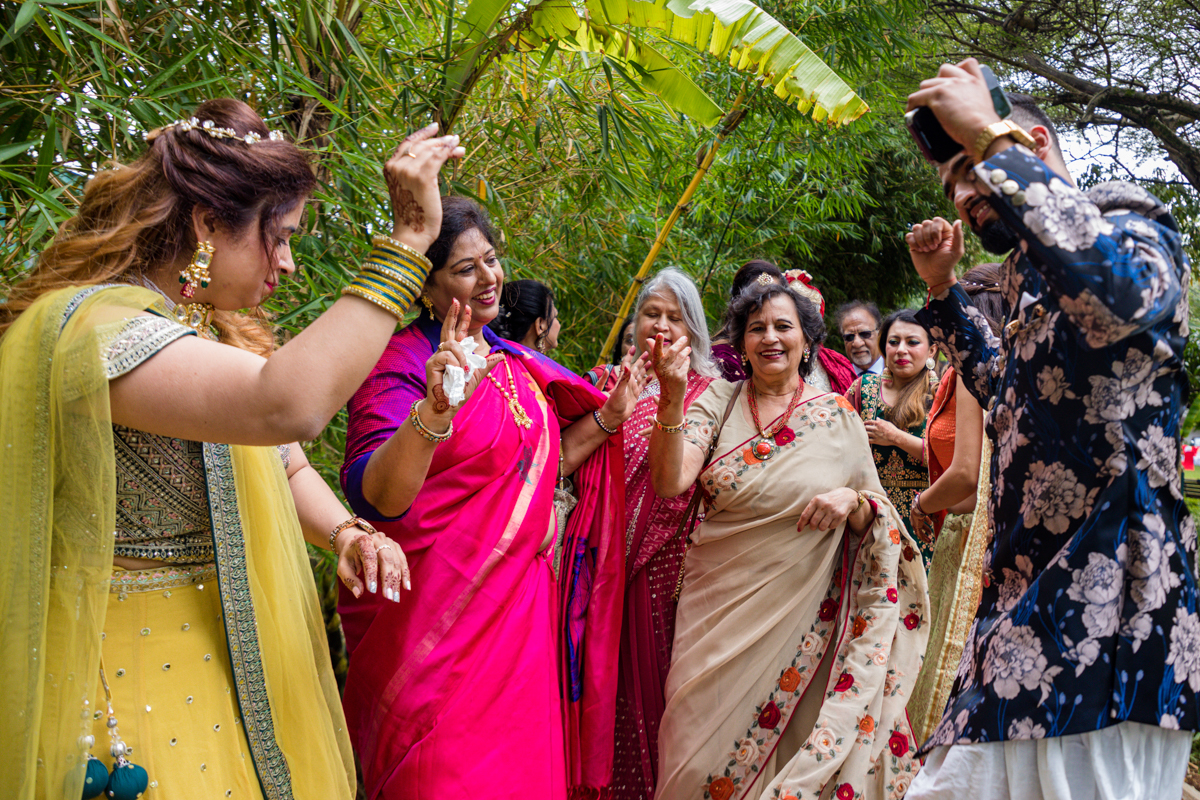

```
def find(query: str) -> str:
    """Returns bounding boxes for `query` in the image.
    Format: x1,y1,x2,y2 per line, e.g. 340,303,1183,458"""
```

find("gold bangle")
365,246,430,286
329,516,378,550
371,235,434,271
409,399,453,443
654,417,686,434
343,284,406,319
354,270,419,310
363,260,424,297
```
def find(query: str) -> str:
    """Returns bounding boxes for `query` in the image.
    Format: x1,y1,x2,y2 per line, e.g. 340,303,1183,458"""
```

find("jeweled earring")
178,241,213,299
740,352,749,366
802,346,811,363
881,367,893,382
536,331,548,354
926,356,936,371
420,294,434,314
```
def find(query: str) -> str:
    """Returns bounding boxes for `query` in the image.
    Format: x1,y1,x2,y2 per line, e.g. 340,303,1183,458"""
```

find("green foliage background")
3,0,1197,681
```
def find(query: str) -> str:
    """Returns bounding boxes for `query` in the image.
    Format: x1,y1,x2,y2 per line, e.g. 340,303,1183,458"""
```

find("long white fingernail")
369,581,377,593
404,578,412,591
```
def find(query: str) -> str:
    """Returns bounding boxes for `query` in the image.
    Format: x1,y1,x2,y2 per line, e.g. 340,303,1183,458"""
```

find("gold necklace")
487,358,533,429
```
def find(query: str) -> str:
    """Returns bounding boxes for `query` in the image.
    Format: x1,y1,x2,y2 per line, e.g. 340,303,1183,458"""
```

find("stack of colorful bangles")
342,235,433,317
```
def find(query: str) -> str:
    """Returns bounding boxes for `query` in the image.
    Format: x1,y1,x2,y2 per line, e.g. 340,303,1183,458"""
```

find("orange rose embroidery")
743,448,762,465
709,776,735,800
835,395,856,412
779,666,802,693
888,527,901,544
859,715,875,733
852,615,868,638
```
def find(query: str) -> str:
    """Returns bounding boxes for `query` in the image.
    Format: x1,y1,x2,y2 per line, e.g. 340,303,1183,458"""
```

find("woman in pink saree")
587,268,719,799
339,197,645,799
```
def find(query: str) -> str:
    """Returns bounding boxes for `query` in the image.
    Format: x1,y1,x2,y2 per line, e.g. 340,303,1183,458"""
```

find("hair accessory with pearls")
144,117,286,144
756,274,776,286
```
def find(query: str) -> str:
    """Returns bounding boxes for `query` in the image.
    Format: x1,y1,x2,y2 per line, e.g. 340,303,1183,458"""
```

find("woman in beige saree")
649,279,929,800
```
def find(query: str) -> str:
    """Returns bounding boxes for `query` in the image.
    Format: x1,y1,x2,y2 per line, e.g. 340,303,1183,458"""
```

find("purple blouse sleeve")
341,325,433,520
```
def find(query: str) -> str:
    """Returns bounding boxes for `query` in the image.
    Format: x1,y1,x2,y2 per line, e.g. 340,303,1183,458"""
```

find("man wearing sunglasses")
836,300,884,376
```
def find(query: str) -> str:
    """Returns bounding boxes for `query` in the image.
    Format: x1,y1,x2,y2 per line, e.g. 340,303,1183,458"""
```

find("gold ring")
406,151,418,159
377,544,393,552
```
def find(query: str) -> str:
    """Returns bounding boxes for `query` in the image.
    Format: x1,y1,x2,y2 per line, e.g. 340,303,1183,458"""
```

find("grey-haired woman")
590,267,721,800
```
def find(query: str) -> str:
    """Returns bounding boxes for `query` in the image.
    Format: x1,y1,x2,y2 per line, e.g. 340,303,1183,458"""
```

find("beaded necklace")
746,379,805,460
487,357,533,429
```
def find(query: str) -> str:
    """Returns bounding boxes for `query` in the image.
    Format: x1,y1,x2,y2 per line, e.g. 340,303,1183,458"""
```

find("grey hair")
633,267,719,378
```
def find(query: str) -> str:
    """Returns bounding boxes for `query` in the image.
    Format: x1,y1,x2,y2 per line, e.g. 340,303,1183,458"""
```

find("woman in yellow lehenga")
1,99,472,800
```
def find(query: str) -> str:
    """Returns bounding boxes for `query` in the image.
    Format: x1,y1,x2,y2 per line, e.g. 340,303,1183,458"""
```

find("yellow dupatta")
2,285,354,800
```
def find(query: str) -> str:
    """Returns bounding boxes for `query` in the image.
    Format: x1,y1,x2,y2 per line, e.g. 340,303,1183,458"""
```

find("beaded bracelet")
653,417,686,434
409,399,453,443
592,409,619,435
329,517,378,551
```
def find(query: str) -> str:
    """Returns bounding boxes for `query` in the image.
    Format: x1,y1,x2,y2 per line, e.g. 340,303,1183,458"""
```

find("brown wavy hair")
0,98,315,355
879,308,934,430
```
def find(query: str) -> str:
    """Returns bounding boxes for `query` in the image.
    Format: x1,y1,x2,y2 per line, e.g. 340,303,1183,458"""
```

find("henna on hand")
431,384,451,414
386,171,426,233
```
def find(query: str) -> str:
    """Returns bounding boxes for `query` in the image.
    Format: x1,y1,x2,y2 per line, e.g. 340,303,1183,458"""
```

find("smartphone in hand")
905,65,1012,164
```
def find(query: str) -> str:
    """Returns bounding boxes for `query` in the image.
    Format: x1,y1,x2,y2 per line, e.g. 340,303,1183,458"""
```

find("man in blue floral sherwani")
903,60,1197,800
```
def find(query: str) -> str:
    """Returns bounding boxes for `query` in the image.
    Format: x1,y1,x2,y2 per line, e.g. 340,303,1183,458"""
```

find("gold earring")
179,241,214,299
420,294,434,313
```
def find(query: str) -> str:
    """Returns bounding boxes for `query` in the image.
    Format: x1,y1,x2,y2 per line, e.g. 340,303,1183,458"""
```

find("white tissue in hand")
442,336,489,406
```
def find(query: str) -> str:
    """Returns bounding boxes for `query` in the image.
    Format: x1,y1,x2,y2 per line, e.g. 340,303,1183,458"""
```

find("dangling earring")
536,331,548,354
881,367,893,382
740,352,749,366
420,294,435,314
178,241,213,299
926,356,936,371
802,346,811,363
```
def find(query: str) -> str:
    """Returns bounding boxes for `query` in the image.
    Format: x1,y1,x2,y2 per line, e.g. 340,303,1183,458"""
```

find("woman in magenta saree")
339,197,643,799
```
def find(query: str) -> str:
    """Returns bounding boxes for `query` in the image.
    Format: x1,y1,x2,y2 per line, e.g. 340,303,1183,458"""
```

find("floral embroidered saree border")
204,442,294,800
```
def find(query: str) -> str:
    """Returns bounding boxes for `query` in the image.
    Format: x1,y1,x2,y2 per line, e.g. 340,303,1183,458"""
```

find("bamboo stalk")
598,85,752,360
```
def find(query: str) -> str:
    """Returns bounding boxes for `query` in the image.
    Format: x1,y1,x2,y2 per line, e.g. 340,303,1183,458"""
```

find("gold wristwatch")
974,120,1036,161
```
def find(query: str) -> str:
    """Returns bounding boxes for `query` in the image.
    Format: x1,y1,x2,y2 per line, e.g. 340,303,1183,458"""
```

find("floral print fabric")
917,146,1197,749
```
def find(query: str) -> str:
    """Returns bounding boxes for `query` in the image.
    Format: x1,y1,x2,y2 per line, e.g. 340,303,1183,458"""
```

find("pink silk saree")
340,319,625,798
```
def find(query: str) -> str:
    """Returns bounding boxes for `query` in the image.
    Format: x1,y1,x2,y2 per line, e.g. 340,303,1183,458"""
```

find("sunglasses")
839,329,877,343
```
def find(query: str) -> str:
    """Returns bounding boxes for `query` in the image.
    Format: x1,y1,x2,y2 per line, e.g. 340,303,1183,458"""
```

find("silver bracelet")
592,409,618,435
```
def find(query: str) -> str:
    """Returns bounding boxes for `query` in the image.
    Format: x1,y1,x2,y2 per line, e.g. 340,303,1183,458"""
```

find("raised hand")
650,333,690,411
906,216,963,290
384,123,466,252
599,351,651,430
905,58,1001,152
424,299,502,416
